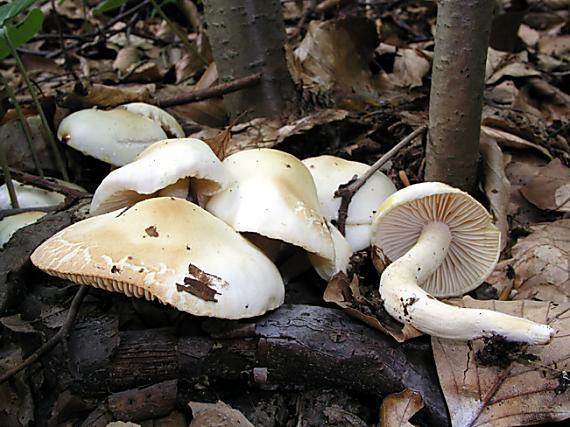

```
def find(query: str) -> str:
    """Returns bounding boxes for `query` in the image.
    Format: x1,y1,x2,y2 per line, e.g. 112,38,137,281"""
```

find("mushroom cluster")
28,128,553,340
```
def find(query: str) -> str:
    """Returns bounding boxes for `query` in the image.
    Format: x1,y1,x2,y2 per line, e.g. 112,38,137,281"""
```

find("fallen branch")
334,125,427,235
156,73,262,108
0,286,88,384
67,304,448,425
8,168,90,199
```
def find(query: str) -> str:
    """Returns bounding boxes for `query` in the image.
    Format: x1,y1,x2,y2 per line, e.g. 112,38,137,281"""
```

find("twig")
3,33,69,181
0,142,19,208
0,73,44,177
0,286,88,385
156,72,262,108
288,0,317,40
334,126,427,235
8,168,89,199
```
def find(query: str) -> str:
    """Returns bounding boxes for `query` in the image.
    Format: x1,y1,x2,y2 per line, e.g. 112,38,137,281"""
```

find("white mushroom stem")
380,222,555,344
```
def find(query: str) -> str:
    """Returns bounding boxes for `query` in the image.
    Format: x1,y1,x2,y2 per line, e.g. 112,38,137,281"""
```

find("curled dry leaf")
433,296,570,427
294,17,379,101
520,158,570,212
485,48,540,85
376,44,432,89
58,83,154,110
480,125,553,160
189,400,254,427
379,389,424,427
323,272,422,343
480,137,511,251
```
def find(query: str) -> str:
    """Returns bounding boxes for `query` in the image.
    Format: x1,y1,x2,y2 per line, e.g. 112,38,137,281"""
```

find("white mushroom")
302,155,396,251
1,211,47,248
57,103,184,166
0,180,64,209
205,148,349,280
90,138,231,215
31,197,285,319
371,182,554,344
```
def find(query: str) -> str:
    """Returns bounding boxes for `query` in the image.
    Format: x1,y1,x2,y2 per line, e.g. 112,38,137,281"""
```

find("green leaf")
93,0,128,14
0,0,39,26
0,8,43,60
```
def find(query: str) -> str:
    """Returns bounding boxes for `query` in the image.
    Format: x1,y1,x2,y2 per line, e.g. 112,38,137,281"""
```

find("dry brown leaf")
480,126,553,160
480,137,511,251
323,272,422,343
113,46,142,75
379,389,424,427
433,296,570,427
519,78,570,122
520,159,570,212
488,219,570,303
538,35,570,57
294,17,379,101
59,83,154,110
485,48,540,85
377,44,431,89
189,401,254,426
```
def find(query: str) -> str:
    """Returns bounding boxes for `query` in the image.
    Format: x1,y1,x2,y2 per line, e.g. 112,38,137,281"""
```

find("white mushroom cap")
31,197,285,319
206,148,334,262
119,102,184,138
0,180,65,209
90,138,231,215
57,103,184,166
303,155,396,251
1,211,47,248
371,182,500,297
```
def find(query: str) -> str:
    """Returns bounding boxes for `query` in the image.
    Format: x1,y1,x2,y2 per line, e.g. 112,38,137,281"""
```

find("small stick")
0,144,19,208
0,286,88,385
334,126,426,235
156,73,262,108
8,168,89,199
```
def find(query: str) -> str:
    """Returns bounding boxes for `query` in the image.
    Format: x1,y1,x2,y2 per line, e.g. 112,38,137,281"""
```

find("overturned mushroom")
303,155,396,251
0,179,71,209
31,197,284,319
90,138,231,215
371,182,554,344
57,103,184,166
206,148,350,280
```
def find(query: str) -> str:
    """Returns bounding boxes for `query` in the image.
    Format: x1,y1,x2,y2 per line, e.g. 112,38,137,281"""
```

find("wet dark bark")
203,0,297,120
68,305,450,426
425,0,495,191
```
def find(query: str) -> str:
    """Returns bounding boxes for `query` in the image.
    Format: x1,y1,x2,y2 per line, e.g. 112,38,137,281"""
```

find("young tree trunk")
425,0,495,191
203,0,297,120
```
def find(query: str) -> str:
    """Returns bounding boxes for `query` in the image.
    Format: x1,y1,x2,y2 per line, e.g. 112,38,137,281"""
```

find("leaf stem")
0,72,44,177
3,31,69,180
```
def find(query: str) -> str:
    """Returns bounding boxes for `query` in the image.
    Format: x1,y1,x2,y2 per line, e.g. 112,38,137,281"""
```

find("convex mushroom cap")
302,155,396,251
57,103,184,166
371,182,554,344
31,197,285,319
205,148,350,280
90,138,231,215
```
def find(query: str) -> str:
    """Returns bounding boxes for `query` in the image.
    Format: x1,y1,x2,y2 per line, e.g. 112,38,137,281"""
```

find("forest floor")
1,1,569,426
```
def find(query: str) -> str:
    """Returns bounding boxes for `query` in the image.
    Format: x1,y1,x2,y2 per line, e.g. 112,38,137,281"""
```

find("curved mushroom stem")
380,222,555,344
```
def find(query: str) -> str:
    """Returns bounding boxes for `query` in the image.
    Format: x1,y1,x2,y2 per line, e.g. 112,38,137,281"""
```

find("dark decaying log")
68,305,449,425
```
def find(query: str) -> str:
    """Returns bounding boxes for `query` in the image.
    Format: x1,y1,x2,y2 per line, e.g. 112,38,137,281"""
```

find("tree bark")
68,305,450,426
425,0,495,191
203,0,297,120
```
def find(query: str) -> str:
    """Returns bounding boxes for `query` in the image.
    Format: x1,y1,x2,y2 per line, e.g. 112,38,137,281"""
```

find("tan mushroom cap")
90,138,231,215
371,182,501,297
31,197,285,319
206,148,334,261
